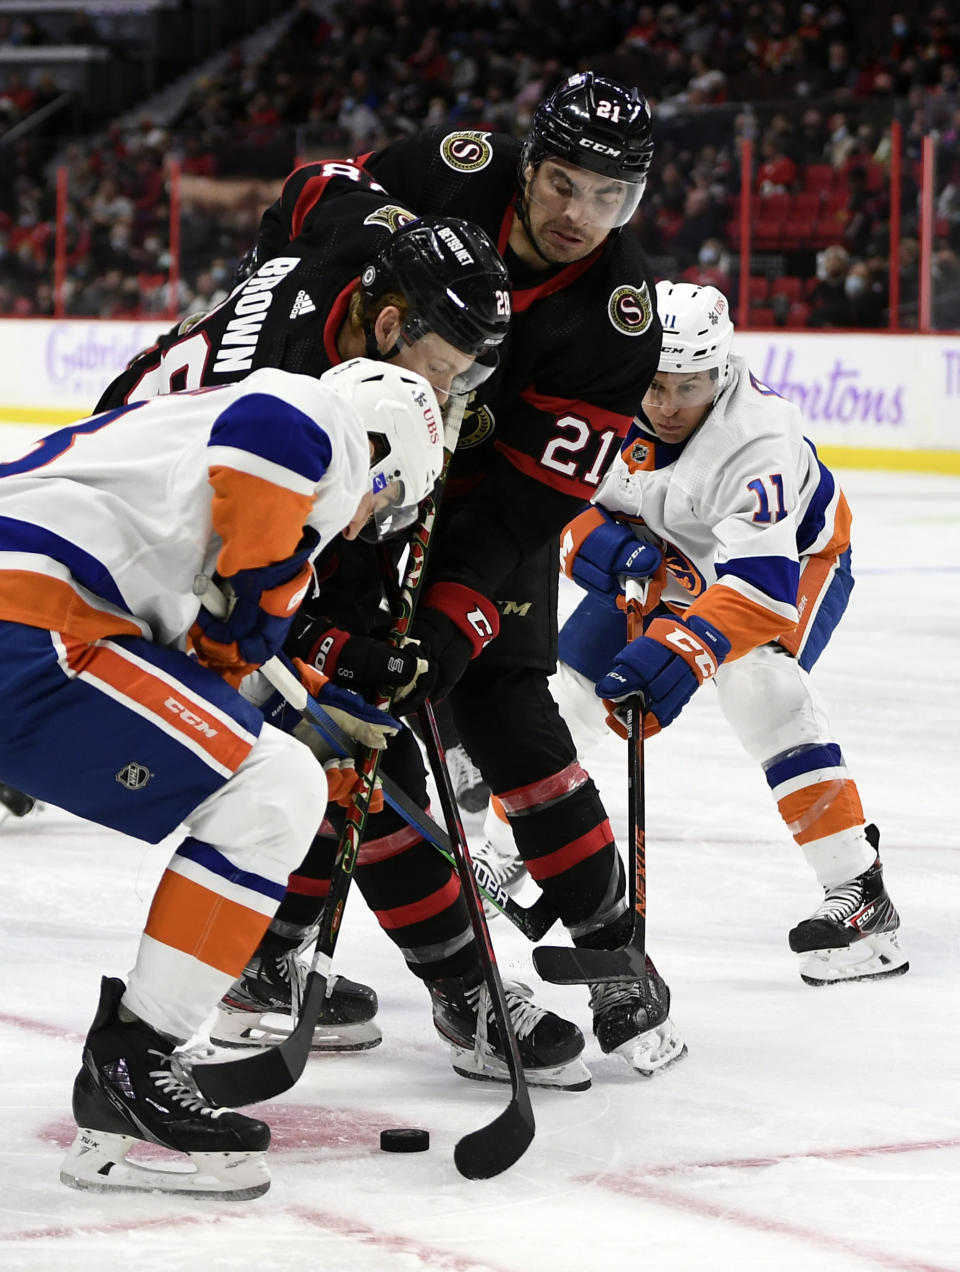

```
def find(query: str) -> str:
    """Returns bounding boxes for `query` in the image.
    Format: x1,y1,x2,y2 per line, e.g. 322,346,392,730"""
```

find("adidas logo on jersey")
289,290,316,319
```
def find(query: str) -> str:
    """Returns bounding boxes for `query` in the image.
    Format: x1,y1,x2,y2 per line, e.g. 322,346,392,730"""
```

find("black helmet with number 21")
521,72,654,227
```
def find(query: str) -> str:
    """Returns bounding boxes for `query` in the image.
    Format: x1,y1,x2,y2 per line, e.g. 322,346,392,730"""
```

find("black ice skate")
589,956,687,1076
428,971,591,1090
788,827,909,985
60,976,270,1199
211,933,381,1052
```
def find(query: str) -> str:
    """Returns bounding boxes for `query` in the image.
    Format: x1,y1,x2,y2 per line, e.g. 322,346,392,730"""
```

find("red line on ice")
629,1137,960,1176
0,1010,83,1042
292,1205,516,1270
2,1207,515,1270
584,1140,960,1272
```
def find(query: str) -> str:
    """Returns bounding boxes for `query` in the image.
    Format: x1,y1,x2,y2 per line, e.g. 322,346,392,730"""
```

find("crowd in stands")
1,0,959,327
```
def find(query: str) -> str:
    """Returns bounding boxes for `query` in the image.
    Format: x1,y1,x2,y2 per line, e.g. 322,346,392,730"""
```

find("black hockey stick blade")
532,941,647,985
192,968,329,1107
454,1091,536,1180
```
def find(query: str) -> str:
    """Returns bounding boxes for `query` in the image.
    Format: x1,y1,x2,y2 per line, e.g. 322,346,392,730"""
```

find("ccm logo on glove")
596,613,731,734
659,622,721,679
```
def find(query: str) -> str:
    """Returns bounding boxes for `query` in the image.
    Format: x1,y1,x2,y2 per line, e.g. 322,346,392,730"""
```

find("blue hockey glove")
596,614,731,734
560,506,662,602
190,530,319,684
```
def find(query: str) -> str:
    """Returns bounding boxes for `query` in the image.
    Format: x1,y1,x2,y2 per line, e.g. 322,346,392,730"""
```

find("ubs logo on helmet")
363,204,416,232
608,282,653,336
440,131,494,173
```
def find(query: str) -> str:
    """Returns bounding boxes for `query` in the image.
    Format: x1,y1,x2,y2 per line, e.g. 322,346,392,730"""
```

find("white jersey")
0,367,369,647
594,353,851,659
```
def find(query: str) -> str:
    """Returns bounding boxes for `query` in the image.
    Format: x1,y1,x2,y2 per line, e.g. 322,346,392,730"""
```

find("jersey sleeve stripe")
495,441,604,501
288,172,337,240
206,445,319,497
715,553,800,607
208,394,332,486
685,582,796,660
518,387,632,435
209,467,316,576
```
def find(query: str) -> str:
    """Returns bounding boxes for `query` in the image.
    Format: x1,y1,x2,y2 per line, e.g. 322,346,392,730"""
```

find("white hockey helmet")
321,357,444,538
655,280,734,387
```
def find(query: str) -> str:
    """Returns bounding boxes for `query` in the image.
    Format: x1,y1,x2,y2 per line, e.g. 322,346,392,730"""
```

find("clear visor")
361,473,422,542
529,160,643,229
448,347,499,398
642,370,719,413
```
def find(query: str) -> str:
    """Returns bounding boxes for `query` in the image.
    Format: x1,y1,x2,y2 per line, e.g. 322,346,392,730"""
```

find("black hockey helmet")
361,217,511,377
521,72,654,224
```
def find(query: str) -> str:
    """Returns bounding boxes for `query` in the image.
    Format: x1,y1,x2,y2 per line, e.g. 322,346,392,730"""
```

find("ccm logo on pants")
165,697,218,739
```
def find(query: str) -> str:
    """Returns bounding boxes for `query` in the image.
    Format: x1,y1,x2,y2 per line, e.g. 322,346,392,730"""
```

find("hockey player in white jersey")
0,360,443,1197
478,280,908,988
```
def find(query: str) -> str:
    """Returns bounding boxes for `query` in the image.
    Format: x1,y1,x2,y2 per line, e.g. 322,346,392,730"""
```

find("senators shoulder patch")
440,131,494,173
363,204,416,231
608,282,653,336
458,400,495,448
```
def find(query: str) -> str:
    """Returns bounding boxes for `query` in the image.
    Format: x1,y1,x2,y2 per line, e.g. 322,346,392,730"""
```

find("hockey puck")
379,1127,430,1153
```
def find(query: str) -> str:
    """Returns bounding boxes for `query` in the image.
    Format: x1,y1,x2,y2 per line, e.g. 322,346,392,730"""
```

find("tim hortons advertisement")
0,321,957,461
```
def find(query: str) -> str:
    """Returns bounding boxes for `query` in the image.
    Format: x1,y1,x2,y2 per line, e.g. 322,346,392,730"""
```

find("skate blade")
211,1008,382,1052
610,1019,688,1077
60,1128,270,1199
798,930,910,986
449,1045,592,1092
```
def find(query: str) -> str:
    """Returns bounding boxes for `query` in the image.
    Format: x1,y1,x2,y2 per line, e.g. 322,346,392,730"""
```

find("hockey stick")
184,630,557,943
188,557,559,943
194,399,465,1108
270,661,558,943
417,700,535,1180
532,576,649,985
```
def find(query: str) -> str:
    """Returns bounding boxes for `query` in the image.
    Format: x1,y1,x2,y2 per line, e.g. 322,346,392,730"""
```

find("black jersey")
257,128,661,597
96,165,416,411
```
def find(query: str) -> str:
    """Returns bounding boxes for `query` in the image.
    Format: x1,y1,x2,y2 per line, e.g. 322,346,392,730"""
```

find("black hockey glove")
398,582,500,714
286,614,426,701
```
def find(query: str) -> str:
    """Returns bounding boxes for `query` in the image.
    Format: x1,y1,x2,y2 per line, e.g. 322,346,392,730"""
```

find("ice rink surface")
1,418,958,1272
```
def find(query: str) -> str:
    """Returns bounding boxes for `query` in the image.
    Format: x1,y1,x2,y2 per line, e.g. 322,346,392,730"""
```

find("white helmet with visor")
321,357,444,539
644,280,735,412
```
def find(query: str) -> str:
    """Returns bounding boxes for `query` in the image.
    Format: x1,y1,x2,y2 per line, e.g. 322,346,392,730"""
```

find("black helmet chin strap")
513,184,557,268
363,318,404,363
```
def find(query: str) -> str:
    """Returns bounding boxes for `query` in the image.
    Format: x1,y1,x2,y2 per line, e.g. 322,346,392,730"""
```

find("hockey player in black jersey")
256,73,687,1078
90,190,595,1088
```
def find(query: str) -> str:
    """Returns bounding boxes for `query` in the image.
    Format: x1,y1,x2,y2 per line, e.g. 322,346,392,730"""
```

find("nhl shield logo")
440,131,494,173
116,762,152,791
608,282,653,336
